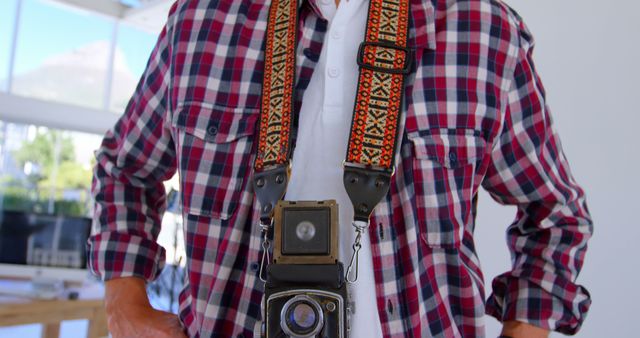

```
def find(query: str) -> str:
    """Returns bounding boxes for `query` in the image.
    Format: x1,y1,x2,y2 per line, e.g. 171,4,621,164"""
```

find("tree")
13,129,75,177
7,128,92,215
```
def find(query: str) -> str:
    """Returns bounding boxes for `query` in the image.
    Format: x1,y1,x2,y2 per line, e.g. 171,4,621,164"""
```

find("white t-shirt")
284,0,384,336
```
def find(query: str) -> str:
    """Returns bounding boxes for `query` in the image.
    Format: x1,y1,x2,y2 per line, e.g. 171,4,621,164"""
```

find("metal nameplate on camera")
273,200,339,265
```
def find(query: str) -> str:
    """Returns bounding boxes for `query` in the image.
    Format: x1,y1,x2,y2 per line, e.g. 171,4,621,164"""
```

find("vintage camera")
258,200,349,338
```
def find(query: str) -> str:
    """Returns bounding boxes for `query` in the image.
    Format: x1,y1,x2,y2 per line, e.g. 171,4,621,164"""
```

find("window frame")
0,0,167,136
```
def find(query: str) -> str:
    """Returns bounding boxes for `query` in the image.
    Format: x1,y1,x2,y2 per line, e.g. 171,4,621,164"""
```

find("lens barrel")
280,295,324,337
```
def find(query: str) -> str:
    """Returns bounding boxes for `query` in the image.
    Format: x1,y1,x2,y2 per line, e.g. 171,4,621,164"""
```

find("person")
87,0,593,337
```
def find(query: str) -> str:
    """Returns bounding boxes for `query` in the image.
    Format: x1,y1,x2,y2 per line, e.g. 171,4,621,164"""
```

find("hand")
104,277,188,338
501,320,549,338
107,302,187,338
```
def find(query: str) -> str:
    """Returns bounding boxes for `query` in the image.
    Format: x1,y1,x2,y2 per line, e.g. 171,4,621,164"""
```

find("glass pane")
0,0,17,92
110,23,157,113
120,0,143,7
0,120,101,217
11,0,114,109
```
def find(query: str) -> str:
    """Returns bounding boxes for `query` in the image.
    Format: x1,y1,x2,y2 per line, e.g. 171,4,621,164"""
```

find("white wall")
477,0,640,336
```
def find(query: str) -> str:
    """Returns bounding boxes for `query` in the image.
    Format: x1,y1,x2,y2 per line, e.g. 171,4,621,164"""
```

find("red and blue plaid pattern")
87,0,593,337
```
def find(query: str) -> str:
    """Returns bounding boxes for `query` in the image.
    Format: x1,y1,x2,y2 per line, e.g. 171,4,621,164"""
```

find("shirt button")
449,151,458,165
328,67,340,78
331,30,341,39
207,125,218,136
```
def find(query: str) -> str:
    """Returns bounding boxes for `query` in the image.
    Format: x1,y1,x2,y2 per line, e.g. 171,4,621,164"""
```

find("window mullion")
7,0,23,93
103,19,120,111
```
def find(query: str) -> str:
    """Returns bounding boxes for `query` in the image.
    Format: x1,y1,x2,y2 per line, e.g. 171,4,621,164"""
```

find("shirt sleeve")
86,4,178,282
481,14,593,335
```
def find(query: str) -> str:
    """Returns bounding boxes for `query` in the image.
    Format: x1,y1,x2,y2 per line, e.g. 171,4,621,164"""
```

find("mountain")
11,40,139,112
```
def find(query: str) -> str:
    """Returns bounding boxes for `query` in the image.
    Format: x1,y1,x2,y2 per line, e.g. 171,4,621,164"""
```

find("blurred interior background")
0,1,183,337
0,0,637,337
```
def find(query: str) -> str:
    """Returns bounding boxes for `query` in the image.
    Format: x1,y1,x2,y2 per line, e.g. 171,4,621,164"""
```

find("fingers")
108,308,187,338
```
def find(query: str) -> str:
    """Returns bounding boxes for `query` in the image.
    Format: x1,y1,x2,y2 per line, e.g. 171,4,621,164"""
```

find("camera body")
260,200,349,338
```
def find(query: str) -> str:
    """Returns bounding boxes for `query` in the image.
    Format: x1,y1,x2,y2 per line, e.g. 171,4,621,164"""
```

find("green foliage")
53,199,88,216
2,129,92,217
12,130,75,173
0,179,35,212
41,161,93,190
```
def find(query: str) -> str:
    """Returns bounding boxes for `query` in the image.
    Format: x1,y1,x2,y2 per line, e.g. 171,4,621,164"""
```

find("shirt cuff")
87,231,166,282
485,272,591,335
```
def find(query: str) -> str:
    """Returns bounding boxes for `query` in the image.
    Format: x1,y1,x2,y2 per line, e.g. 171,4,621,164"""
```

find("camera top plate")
273,200,339,265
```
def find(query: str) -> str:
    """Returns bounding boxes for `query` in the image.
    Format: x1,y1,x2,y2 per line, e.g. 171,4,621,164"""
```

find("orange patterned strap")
254,0,298,172
255,0,411,173
346,0,412,171
253,0,411,223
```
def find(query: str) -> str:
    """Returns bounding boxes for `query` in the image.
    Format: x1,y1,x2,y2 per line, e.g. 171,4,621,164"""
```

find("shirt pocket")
171,102,259,219
409,129,487,249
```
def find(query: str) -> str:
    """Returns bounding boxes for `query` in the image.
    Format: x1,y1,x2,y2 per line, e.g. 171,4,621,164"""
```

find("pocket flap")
172,102,258,219
409,130,487,168
173,103,259,143
409,129,486,248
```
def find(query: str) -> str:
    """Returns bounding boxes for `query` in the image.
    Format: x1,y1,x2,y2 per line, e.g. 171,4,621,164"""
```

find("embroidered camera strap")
253,0,298,226
253,0,412,282
342,0,412,283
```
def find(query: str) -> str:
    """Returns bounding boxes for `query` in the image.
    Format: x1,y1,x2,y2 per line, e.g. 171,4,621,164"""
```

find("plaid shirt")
87,0,593,337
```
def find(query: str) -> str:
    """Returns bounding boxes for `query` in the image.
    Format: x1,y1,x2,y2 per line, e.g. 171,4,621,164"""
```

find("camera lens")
295,221,316,241
289,303,316,329
280,295,324,337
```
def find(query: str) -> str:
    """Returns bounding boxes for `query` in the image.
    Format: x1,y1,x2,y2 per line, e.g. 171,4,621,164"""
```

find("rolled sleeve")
87,4,178,282
481,12,593,335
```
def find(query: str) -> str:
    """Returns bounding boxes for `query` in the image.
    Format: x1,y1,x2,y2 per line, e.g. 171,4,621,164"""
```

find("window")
0,120,101,217
120,0,143,7
11,0,113,109
0,119,185,268
110,23,157,113
0,0,18,92
0,119,186,316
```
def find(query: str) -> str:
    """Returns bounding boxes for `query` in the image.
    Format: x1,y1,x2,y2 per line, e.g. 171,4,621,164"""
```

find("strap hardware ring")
357,41,414,74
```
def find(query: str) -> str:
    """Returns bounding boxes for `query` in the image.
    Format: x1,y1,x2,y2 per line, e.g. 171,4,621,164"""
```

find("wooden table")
0,284,108,338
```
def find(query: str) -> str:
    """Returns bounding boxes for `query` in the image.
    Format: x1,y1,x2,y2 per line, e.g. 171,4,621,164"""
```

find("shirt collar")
302,0,328,20
301,0,436,50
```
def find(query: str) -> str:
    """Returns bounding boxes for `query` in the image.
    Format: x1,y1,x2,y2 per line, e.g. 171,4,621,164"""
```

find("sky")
0,0,157,90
